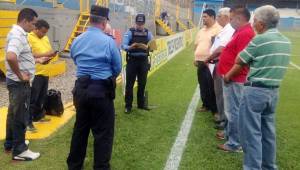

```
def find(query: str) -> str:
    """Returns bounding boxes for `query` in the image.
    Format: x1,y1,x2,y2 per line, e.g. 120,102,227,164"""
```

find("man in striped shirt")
4,8,48,161
224,5,291,170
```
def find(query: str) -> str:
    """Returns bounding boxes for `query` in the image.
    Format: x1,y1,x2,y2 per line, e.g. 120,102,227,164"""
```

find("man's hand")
20,72,30,82
129,43,138,50
224,74,231,84
138,43,148,50
47,51,57,58
36,57,50,64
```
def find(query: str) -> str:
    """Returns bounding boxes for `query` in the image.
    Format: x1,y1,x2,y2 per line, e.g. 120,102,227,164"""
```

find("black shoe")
125,108,132,114
137,106,151,111
214,121,226,130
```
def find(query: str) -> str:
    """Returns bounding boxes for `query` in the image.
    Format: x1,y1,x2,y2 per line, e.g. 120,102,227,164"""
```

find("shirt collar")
13,24,27,36
205,22,219,30
87,26,104,33
29,31,39,38
236,23,251,32
224,23,233,30
266,28,278,33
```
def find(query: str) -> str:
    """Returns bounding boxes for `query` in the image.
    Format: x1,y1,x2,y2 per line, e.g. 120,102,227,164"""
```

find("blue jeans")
223,81,243,150
239,86,279,170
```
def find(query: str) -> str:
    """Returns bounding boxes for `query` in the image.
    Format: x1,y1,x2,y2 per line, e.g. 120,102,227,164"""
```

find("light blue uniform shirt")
71,26,122,80
121,28,153,57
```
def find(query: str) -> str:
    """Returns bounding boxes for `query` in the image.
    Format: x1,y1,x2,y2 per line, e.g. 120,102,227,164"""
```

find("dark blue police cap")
90,5,109,20
136,13,146,23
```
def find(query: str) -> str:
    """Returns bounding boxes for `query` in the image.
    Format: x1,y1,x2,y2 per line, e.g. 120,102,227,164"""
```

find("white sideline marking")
164,86,200,170
290,62,300,70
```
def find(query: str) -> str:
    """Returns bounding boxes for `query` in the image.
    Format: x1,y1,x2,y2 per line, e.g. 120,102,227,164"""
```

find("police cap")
90,5,109,20
136,13,146,24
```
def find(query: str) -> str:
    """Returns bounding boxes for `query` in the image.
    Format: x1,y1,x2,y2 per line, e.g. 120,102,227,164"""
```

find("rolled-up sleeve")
6,37,24,58
148,31,154,41
110,39,122,76
121,31,132,51
239,37,258,64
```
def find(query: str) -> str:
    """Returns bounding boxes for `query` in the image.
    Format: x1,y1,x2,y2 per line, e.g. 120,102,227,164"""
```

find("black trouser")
67,79,115,170
4,81,30,156
29,75,49,123
197,61,217,113
125,56,149,109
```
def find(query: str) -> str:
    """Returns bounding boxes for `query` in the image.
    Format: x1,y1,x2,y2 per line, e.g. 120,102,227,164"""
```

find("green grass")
179,32,300,170
283,31,300,65
0,31,299,170
0,46,198,169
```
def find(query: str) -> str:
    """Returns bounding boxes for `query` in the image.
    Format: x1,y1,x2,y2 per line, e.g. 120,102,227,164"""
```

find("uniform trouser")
125,57,149,109
197,61,217,113
67,83,115,170
213,64,226,121
4,81,30,156
29,75,49,123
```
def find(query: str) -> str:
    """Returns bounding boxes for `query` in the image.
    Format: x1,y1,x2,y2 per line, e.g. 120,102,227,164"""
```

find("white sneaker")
13,149,40,161
25,140,29,146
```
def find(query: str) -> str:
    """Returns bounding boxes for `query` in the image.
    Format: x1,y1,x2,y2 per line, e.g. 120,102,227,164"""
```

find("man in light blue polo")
67,5,122,170
224,5,291,170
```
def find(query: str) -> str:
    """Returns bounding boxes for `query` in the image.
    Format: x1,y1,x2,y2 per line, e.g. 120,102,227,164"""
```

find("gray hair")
218,7,231,17
254,5,280,29
90,14,107,24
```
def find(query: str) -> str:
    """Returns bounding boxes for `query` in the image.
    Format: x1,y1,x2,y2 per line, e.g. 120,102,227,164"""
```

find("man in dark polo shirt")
225,5,291,169
217,6,255,152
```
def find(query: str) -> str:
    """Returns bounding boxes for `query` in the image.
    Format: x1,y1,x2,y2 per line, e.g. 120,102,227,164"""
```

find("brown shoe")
217,144,243,153
216,131,225,140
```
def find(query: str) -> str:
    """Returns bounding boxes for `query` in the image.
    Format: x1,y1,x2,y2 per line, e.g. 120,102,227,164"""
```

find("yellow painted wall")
0,0,16,3
0,10,18,74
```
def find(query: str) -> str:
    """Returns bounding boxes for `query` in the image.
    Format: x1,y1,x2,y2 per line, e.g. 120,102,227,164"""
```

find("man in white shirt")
204,7,235,135
4,8,47,161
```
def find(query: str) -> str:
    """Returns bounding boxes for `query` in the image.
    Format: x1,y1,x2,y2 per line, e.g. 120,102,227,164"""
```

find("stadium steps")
64,12,90,52
155,18,175,35
176,19,188,30
0,9,66,76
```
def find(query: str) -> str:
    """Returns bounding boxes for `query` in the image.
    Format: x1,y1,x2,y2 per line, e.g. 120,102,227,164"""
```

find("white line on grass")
164,86,200,170
290,62,300,70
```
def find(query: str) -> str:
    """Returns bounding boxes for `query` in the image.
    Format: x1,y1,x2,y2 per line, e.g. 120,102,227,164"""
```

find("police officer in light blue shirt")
122,13,154,113
67,5,121,170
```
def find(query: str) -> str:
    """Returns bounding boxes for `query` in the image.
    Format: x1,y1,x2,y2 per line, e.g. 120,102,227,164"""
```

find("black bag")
44,89,64,116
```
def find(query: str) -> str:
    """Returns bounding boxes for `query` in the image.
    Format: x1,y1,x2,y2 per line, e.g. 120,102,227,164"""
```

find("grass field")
0,32,299,170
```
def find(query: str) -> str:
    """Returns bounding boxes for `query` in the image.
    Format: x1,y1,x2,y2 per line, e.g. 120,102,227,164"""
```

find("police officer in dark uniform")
122,13,154,113
67,5,122,170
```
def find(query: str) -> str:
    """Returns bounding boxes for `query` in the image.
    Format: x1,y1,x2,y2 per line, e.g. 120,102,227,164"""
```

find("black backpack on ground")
44,89,64,116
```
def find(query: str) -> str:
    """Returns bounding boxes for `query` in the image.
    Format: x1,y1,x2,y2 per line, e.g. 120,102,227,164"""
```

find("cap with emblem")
90,5,109,20
135,13,146,24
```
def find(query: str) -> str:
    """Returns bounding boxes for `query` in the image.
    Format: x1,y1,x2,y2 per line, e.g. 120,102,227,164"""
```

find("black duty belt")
127,55,148,59
75,75,116,99
244,82,279,89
